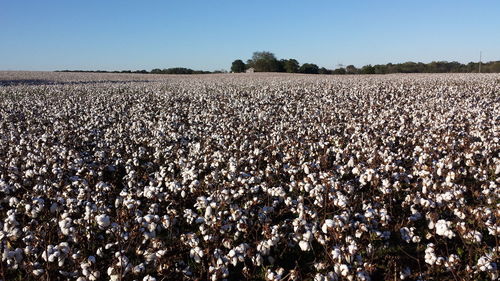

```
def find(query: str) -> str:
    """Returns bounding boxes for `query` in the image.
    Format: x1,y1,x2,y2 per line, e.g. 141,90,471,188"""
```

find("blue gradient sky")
1,0,499,71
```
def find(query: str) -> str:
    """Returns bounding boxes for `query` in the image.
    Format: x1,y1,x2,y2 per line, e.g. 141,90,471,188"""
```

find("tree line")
232,51,500,74
56,51,500,75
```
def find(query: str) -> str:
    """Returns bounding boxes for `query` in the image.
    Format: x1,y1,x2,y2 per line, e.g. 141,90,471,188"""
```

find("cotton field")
0,71,499,281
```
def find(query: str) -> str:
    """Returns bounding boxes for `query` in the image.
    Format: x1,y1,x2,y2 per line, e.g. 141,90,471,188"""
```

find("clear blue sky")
1,0,499,71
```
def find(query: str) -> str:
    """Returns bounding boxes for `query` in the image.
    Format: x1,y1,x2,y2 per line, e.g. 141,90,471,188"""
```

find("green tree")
488,61,500,73
318,67,333,74
250,51,280,72
333,68,346,74
231,60,246,73
346,65,358,74
373,64,387,74
282,59,300,73
299,63,319,74
360,65,375,74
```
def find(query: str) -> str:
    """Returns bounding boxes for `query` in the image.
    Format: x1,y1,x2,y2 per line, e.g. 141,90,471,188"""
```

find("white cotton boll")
322,219,334,233
424,244,437,265
133,263,145,274
299,240,311,251
88,271,100,281
464,230,483,243
347,244,357,255
144,214,154,223
428,220,435,230
48,253,57,263
190,247,203,263
58,217,72,235
477,255,496,272
437,167,443,176
303,183,312,193
400,227,411,243
156,250,167,258
276,267,285,278
339,264,349,277
303,165,310,175
473,232,483,242
331,248,342,260
9,197,19,207
205,206,213,218
266,270,276,281
352,167,361,175
258,241,272,256
95,214,111,228
82,268,90,277
303,230,313,241
96,248,104,257
364,208,375,219
33,269,45,276
254,254,264,266
25,169,35,178
143,275,156,281
314,273,327,281
448,254,459,264
435,219,455,239
453,209,466,220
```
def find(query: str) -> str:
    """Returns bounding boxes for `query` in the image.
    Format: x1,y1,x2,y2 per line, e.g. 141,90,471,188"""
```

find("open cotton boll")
95,214,111,228
190,246,204,263
322,219,334,233
435,220,455,239
299,240,311,251
143,275,156,281
33,269,45,276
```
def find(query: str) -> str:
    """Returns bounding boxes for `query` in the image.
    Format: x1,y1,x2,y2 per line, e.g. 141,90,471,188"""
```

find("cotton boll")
95,214,111,228
205,206,213,218
298,240,311,251
58,217,73,235
336,264,349,277
133,263,145,274
33,269,45,276
143,275,156,281
96,248,104,257
435,220,455,239
190,246,204,263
